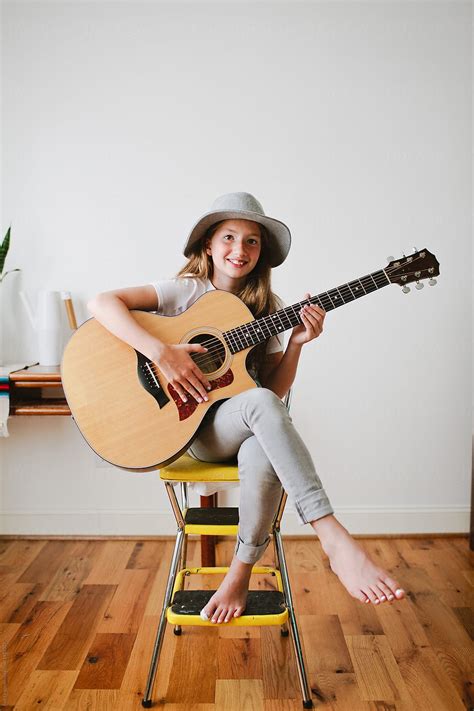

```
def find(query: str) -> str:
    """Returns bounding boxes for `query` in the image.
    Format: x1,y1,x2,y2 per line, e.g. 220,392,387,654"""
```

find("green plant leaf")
0,227,11,275
0,267,21,283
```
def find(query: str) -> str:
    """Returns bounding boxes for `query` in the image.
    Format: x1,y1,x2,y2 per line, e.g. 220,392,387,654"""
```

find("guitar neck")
223,267,390,353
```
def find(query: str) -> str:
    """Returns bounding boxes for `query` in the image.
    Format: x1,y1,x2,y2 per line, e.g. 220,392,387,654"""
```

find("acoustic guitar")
61,249,439,471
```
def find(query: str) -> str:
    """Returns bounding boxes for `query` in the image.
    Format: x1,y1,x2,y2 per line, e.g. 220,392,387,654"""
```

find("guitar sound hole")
189,333,226,375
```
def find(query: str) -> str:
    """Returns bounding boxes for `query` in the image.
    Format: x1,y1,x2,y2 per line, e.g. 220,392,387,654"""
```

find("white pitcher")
20,290,62,366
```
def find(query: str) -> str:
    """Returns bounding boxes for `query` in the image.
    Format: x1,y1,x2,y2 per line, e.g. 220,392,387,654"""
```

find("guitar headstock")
386,249,440,293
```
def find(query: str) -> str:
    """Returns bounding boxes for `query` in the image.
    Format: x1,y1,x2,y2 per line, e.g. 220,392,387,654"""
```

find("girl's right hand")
153,343,212,404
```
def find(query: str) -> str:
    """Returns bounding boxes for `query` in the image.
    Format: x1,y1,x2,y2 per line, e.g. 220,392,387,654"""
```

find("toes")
364,588,379,604
217,608,228,624
383,576,405,600
202,600,217,620
384,576,401,594
211,605,224,623
214,606,237,624
374,584,389,603
355,590,369,604
369,586,383,605
377,581,394,601
233,606,244,618
224,608,235,623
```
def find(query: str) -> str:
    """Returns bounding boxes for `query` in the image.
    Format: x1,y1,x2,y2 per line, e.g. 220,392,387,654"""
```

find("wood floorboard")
73,632,137,689
0,536,471,710
38,585,117,671
2,600,72,706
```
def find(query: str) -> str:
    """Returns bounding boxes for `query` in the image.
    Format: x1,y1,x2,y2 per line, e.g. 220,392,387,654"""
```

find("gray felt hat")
183,192,291,268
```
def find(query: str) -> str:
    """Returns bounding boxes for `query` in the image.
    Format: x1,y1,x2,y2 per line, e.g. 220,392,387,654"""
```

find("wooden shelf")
9,366,70,416
10,365,62,383
10,399,71,416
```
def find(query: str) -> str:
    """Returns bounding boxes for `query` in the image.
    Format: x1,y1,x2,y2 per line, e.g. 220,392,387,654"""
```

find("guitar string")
146,260,433,375
180,261,431,363
148,260,433,373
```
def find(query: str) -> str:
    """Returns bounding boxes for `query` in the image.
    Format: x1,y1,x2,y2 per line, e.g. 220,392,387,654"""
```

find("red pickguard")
168,369,235,421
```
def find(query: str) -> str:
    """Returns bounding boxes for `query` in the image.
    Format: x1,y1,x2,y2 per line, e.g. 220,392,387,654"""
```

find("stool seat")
160,453,239,482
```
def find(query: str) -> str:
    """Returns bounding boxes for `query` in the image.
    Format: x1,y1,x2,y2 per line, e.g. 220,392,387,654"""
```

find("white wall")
1,0,471,535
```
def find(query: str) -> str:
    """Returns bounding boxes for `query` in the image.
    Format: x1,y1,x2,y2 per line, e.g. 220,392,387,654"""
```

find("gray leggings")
188,388,334,565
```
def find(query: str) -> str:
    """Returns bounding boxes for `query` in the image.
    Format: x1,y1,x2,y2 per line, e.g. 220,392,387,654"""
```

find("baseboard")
0,505,469,536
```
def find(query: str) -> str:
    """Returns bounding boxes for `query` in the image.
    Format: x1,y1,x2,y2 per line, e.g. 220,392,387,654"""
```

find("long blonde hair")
176,220,280,373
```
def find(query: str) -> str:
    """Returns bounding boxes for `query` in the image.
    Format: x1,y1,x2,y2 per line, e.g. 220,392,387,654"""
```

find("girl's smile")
206,219,262,292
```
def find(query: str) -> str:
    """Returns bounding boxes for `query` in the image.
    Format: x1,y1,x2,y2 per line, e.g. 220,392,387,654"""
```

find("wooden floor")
0,536,472,710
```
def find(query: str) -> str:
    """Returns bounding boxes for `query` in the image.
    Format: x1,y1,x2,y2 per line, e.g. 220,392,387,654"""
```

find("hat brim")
183,209,291,268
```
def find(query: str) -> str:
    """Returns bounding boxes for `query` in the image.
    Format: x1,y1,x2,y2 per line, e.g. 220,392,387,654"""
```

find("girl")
88,192,405,624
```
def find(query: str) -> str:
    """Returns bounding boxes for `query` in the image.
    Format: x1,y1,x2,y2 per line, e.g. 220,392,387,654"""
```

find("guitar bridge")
136,352,170,409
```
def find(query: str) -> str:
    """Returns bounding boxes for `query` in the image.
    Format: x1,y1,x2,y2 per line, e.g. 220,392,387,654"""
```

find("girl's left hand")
289,293,326,347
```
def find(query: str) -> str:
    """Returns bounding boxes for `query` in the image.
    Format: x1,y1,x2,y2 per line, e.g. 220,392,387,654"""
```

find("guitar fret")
349,279,366,297
318,293,334,311
374,270,390,287
289,304,301,327
272,312,286,333
327,288,345,307
251,321,267,343
338,284,355,302
237,325,254,348
260,316,273,339
324,292,335,309
224,331,237,354
361,275,378,293
346,281,357,299
278,309,293,329
249,321,262,343
234,328,246,350
312,296,326,311
242,324,253,346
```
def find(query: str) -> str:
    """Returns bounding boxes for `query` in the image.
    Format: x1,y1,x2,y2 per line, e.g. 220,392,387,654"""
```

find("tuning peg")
429,278,437,286
412,246,418,253
415,281,424,290
402,285,411,294
387,255,394,262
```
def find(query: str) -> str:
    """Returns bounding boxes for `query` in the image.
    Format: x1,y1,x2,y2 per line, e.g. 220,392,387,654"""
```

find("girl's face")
206,219,262,291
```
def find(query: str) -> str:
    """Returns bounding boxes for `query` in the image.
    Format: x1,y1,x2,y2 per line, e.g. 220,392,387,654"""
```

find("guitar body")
61,290,256,471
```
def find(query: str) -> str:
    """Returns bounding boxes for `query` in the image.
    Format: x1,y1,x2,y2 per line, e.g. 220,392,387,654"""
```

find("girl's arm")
259,295,325,399
259,344,301,399
87,286,212,403
87,286,163,361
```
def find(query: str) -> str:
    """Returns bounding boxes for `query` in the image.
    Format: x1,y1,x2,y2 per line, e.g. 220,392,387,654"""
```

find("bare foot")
312,515,406,605
200,556,253,624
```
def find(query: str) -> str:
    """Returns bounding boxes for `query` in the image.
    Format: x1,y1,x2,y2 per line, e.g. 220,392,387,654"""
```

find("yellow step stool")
142,448,314,709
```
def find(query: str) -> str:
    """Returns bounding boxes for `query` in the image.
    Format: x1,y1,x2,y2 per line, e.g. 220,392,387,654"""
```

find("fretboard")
223,268,390,354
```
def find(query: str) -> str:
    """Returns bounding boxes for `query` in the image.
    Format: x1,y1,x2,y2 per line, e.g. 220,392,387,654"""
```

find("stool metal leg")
142,528,185,707
272,490,289,637
179,484,189,569
274,527,313,709
142,482,187,708
173,483,189,636
174,530,188,636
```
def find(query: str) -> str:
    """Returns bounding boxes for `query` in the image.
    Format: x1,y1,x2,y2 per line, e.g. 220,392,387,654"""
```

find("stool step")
167,566,288,626
185,507,239,526
171,590,285,617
